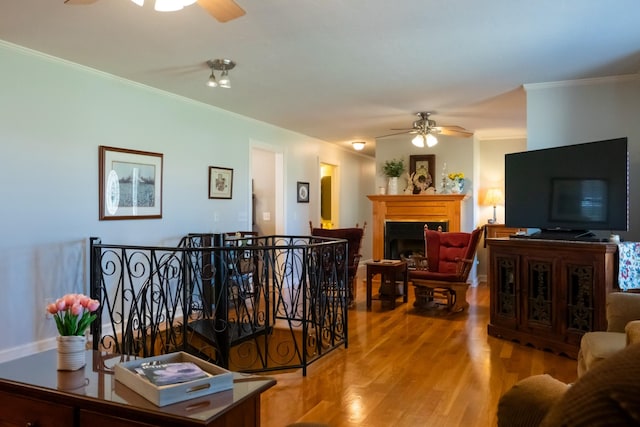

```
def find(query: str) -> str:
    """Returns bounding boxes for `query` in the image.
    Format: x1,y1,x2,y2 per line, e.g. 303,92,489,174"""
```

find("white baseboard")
0,337,56,364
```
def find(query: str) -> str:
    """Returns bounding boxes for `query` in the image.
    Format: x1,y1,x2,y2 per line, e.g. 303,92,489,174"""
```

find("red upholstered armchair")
408,227,482,313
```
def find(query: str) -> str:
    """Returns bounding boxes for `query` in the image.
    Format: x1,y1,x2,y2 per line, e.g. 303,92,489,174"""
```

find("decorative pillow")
618,242,640,291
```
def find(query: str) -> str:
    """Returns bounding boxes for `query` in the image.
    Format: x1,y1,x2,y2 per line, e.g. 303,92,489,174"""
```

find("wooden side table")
366,260,408,310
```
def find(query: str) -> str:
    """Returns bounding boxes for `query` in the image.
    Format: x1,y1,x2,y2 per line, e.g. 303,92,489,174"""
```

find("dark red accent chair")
310,222,366,308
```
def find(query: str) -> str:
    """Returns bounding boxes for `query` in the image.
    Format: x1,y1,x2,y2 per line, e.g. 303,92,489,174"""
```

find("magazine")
135,361,210,386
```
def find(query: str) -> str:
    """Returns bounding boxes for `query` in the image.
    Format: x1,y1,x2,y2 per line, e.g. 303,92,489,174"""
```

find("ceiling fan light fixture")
154,0,184,12
352,141,366,151
206,71,218,88
218,69,231,88
426,133,438,147
411,134,425,148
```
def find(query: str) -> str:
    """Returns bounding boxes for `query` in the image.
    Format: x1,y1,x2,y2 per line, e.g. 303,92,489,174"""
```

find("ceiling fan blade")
437,127,474,138
197,0,246,22
376,130,416,139
64,0,100,4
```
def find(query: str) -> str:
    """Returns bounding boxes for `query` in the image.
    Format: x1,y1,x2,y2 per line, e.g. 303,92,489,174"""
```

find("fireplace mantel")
367,194,467,259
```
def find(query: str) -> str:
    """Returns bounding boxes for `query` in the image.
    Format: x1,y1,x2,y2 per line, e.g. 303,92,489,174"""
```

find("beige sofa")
577,291,640,377
497,306,640,427
498,342,640,426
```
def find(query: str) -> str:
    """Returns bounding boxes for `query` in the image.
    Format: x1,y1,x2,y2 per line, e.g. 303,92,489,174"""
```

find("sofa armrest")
497,374,569,427
606,292,640,332
626,320,640,345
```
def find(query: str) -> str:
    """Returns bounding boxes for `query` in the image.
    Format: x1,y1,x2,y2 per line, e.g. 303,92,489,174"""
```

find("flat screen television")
505,137,628,238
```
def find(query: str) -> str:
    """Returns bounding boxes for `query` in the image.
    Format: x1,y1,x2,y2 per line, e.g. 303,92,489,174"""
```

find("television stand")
487,238,618,358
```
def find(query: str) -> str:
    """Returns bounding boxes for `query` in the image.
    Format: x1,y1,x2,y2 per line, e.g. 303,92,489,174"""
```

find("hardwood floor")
260,281,578,427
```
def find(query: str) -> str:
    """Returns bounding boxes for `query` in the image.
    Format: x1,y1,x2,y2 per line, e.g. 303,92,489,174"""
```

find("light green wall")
0,41,374,360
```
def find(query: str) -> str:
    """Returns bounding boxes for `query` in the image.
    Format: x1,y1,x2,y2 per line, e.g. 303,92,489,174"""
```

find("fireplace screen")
384,221,449,260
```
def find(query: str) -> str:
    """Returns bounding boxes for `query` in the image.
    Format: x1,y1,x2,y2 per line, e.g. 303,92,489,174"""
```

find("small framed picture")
98,145,163,220
297,181,310,203
409,154,436,194
209,166,233,199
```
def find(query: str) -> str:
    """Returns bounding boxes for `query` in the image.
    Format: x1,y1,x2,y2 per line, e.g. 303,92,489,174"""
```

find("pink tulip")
71,302,84,316
64,294,77,307
56,298,66,311
87,299,100,312
79,295,91,307
46,303,58,314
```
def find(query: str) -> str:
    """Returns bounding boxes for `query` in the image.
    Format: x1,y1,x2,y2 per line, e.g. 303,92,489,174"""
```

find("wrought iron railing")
89,233,348,375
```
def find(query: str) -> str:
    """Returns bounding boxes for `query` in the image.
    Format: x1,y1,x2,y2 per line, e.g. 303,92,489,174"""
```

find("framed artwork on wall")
209,166,233,199
409,154,436,194
98,145,163,220
297,181,310,203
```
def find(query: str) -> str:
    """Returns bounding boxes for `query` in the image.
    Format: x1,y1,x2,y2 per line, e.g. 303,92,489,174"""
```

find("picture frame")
99,145,163,220
409,154,436,194
297,181,310,203
209,166,233,199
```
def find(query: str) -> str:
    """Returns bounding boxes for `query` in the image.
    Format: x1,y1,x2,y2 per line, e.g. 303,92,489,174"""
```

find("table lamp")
483,188,504,224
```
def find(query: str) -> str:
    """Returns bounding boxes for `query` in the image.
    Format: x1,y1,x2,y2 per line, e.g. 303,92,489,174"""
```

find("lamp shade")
411,134,425,147
483,188,504,206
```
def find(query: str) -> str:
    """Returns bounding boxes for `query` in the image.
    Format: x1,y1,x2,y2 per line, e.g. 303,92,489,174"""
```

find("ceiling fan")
64,0,245,23
377,112,473,148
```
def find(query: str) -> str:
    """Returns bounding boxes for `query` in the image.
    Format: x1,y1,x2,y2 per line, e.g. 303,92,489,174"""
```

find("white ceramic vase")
387,177,399,195
450,178,464,194
57,335,87,371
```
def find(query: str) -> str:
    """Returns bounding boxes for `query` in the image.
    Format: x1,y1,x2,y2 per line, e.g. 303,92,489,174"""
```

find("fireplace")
367,194,466,259
384,220,449,259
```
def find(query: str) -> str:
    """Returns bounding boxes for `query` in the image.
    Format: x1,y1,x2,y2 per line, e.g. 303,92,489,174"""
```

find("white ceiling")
2,0,640,157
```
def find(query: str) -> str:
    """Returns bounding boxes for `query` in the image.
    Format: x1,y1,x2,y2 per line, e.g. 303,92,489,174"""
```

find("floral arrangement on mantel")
382,158,406,178
448,172,465,181
47,293,100,336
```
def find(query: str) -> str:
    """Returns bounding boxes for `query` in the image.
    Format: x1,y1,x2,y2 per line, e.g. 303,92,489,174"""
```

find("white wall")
476,137,527,281
0,41,375,360
375,135,478,233
525,75,640,241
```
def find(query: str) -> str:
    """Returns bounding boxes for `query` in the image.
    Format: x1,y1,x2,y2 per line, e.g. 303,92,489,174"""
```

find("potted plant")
381,158,405,194
46,293,100,370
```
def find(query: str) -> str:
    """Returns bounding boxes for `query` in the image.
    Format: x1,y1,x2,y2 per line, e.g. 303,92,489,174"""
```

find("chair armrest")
626,320,640,345
455,258,474,279
606,292,640,332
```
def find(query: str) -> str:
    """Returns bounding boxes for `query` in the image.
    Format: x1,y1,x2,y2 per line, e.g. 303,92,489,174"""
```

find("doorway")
320,162,338,229
251,144,284,235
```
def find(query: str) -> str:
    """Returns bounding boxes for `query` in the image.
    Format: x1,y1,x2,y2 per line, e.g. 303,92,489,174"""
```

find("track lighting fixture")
206,59,235,89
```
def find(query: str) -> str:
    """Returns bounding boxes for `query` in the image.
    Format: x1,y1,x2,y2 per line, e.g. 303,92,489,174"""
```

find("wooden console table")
487,238,618,358
0,349,276,427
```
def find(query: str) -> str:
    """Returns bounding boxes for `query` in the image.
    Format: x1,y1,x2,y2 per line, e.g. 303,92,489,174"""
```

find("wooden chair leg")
449,283,469,312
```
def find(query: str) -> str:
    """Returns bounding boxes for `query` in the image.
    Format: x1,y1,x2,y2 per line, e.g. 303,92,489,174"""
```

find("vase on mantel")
57,335,86,371
387,177,399,195
450,178,465,194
